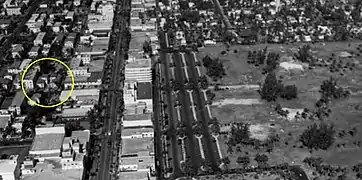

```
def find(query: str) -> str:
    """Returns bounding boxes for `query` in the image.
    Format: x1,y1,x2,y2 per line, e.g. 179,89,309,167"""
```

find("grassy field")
200,41,362,178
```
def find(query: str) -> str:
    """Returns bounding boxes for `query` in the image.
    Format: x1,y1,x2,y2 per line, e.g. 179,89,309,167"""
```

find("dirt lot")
200,41,362,177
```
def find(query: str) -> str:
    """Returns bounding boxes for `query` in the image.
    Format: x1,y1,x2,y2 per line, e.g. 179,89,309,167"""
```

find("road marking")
196,135,205,159
187,90,197,121
196,66,201,77
176,106,182,122
212,134,223,159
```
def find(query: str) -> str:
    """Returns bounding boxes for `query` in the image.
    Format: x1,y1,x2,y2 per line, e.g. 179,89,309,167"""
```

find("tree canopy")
300,123,336,150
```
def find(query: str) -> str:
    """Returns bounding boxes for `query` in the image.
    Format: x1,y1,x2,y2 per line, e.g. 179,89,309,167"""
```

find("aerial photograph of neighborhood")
0,0,362,180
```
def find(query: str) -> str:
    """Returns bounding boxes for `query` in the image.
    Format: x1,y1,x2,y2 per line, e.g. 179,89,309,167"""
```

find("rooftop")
126,58,151,69
121,127,153,137
10,91,24,107
30,134,64,152
71,130,90,145
124,113,151,121
0,156,18,174
22,161,83,180
88,59,105,72
121,137,154,155
60,89,99,100
0,114,11,129
137,82,152,100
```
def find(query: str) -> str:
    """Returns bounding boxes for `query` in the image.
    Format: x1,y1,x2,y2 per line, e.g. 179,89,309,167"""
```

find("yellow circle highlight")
21,57,75,108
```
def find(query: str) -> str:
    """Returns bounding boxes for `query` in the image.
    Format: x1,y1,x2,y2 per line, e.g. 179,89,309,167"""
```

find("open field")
200,41,362,178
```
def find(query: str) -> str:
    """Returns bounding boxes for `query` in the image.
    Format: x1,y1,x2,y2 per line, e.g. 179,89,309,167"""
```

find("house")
7,61,22,74
28,46,40,58
9,91,25,115
64,33,77,49
11,44,23,59
23,67,40,90
53,22,62,33
73,0,81,6
34,32,46,46
65,11,74,21
4,0,24,16
0,114,11,131
0,155,20,180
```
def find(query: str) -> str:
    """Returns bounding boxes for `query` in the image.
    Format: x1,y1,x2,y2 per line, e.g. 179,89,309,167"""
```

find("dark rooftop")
137,82,152,100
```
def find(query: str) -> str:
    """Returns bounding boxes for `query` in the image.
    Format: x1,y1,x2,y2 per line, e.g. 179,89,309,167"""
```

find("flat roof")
10,91,24,107
124,113,151,121
89,59,105,72
0,159,17,174
71,130,90,144
121,137,154,155
60,89,99,100
9,61,21,69
137,82,152,100
121,127,153,136
30,134,64,151
69,58,81,69
22,161,83,180
129,32,152,50
126,58,151,68
1,97,13,109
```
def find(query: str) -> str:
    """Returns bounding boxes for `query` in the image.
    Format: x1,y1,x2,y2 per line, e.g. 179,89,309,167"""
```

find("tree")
142,40,152,55
193,123,203,136
227,123,250,146
295,45,313,64
263,52,280,73
280,84,298,100
255,154,269,164
236,156,250,168
206,90,216,102
182,158,197,176
65,121,85,137
258,72,283,102
319,77,350,100
185,80,198,90
221,157,231,166
171,80,182,92
199,76,209,89
207,59,226,81
202,55,213,67
300,123,335,150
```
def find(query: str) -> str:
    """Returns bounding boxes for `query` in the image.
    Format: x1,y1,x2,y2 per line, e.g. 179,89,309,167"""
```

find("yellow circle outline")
21,57,75,108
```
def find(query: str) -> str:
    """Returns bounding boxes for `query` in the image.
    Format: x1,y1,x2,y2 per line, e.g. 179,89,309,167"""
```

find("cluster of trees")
64,121,85,137
247,48,280,74
202,55,226,82
319,77,350,101
300,123,336,150
352,163,362,179
206,90,216,104
258,72,298,102
303,157,349,178
295,45,315,65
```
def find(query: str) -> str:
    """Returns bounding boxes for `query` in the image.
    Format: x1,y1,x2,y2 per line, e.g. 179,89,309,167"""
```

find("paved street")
96,1,130,180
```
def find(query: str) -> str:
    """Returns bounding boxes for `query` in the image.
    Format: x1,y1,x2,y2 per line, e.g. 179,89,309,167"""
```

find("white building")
0,155,20,180
125,58,152,83
29,126,65,158
34,32,46,46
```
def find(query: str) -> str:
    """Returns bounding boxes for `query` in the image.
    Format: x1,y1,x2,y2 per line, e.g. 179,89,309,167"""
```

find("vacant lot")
201,41,362,177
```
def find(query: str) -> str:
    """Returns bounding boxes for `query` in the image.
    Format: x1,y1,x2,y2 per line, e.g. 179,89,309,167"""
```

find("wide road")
173,53,201,169
186,51,219,170
96,0,130,180
152,62,163,178
160,52,182,178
